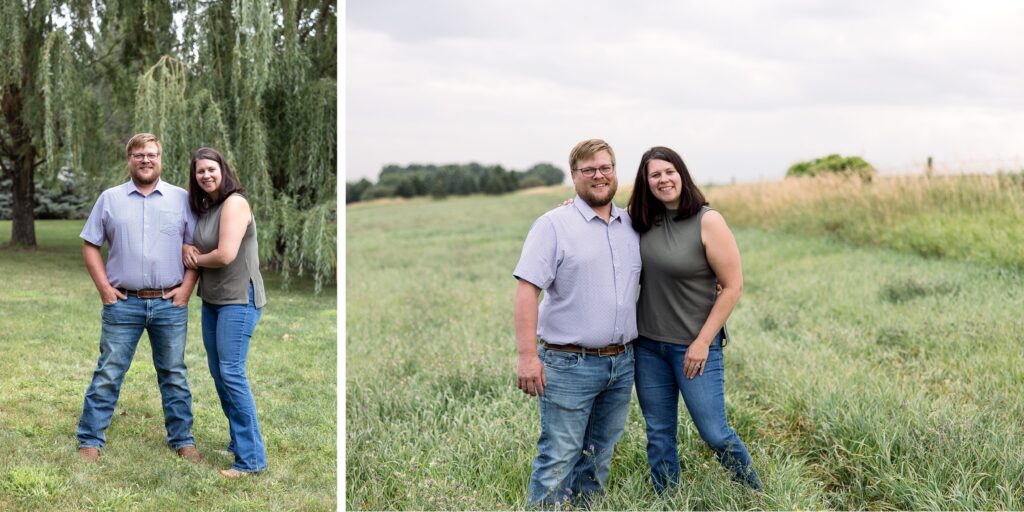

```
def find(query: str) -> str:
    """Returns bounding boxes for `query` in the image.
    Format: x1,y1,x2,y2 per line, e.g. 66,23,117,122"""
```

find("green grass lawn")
0,220,336,511
346,188,1024,510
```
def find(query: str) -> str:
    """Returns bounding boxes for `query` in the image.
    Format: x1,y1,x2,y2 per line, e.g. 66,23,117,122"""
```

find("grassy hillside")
708,173,1024,269
0,220,336,511
346,186,1024,510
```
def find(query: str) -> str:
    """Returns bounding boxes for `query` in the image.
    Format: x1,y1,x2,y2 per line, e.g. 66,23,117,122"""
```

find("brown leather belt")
118,285,180,299
541,341,630,356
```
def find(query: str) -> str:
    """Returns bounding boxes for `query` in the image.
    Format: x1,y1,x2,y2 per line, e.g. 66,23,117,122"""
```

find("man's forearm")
514,282,541,355
181,268,198,289
82,243,111,291
513,279,546,396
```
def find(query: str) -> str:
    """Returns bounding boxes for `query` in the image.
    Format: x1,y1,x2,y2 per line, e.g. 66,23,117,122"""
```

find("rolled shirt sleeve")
183,201,197,245
513,216,558,289
80,193,109,247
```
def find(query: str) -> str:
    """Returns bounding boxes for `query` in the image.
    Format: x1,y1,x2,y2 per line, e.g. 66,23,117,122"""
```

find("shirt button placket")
142,199,150,286
607,222,620,343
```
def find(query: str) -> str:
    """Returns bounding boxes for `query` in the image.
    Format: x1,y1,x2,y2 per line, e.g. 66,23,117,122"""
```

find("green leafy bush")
786,154,876,181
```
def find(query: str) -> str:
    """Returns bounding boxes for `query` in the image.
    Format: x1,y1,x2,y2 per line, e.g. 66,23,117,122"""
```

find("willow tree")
135,0,337,291
0,0,175,246
1,1,89,246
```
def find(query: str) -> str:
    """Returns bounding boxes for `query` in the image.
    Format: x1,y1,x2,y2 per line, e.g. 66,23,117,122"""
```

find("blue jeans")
77,296,194,449
526,344,635,508
634,334,762,491
201,283,266,472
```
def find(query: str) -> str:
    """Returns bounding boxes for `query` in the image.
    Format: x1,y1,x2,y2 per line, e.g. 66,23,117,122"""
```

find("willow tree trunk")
2,84,37,247
10,152,36,246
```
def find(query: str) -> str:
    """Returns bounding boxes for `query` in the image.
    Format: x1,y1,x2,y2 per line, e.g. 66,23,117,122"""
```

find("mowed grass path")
0,220,336,511
346,188,1024,510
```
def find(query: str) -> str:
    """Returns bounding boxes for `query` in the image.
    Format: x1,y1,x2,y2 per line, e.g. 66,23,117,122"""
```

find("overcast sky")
346,0,1024,185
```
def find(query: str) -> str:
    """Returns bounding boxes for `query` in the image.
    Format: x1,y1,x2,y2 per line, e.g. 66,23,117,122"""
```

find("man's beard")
131,166,159,185
577,178,617,208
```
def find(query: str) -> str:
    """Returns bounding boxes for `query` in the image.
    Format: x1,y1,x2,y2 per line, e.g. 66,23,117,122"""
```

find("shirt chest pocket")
159,209,182,237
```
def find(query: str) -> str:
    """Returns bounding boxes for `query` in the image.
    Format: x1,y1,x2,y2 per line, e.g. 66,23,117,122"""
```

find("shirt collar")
125,178,166,197
572,195,623,223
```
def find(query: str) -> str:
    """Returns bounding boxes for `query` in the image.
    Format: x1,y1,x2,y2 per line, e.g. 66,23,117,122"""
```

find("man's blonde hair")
125,133,162,158
569,138,615,172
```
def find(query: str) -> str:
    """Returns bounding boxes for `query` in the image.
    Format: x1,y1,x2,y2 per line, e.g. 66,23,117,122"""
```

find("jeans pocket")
706,345,724,365
161,300,190,324
101,299,119,319
542,349,581,370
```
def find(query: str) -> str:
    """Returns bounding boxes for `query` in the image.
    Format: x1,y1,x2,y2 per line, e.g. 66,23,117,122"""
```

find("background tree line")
346,162,565,204
1,0,336,292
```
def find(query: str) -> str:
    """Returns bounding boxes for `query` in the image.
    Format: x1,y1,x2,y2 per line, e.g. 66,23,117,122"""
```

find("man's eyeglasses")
575,164,615,178
131,153,161,161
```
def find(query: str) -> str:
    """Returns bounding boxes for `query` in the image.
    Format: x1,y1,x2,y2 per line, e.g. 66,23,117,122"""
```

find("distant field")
346,184,1024,510
708,173,1024,270
0,220,337,511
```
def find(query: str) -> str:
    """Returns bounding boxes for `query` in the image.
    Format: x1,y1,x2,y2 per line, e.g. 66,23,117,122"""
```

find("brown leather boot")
176,445,202,462
219,468,256,478
79,447,100,463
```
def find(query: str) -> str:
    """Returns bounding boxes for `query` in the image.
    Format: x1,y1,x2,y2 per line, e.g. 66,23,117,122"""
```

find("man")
76,133,201,463
513,138,642,507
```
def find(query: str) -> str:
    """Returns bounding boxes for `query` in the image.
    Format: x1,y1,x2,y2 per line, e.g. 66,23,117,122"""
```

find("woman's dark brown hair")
627,146,707,233
188,147,245,214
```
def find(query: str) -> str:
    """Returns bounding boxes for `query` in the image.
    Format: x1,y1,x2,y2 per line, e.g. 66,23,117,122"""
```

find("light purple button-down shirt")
80,179,196,290
513,196,642,348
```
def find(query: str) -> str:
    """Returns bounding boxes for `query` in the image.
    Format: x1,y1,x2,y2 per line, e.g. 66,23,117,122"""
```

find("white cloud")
346,0,1024,183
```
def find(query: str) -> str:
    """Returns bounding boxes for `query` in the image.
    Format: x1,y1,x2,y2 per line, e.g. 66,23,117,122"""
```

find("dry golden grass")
707,173,1024,268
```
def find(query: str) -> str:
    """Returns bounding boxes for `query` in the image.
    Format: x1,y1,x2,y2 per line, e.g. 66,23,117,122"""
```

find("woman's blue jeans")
201,283,266,472
634,334,762,491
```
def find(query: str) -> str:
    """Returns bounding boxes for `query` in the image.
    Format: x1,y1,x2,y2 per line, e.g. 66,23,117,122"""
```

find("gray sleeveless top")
194,194,267,308
637,206,726,345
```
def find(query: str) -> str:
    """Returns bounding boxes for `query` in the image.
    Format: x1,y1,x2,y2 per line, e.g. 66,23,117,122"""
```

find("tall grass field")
0,220,336,511
709,173,1024,269
347,177,1024,510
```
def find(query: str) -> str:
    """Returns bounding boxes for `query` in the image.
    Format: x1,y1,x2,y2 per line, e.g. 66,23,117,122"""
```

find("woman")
627,146,762,492
183,147,268,478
